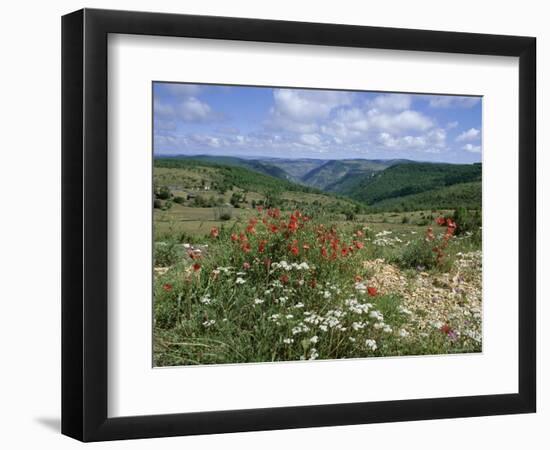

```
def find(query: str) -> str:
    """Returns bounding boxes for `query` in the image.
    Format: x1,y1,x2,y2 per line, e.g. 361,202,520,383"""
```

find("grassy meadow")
153,160,482,366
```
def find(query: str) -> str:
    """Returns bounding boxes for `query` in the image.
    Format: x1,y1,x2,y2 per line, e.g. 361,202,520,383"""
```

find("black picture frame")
62,8,536,442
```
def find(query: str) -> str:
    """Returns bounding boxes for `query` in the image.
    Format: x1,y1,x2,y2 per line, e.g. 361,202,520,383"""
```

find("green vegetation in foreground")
153,208,482,366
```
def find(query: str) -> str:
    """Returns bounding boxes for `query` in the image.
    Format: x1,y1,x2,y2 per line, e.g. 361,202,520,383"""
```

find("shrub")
154,240,179,267
394,238,437,270
153,199,162,209
344,210,356,221
219,213,231,221
156,186,171,200
173,196,185,204
452,207,481,236
401,215,410,224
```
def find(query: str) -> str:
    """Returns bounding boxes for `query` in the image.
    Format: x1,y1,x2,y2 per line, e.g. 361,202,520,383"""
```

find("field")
153,162,482,366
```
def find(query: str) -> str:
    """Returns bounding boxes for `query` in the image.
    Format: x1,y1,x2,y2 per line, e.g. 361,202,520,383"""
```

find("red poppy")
241,242,251,253
246,224,256,234
230,233,238,242
258,239,268,253
242,262,251,270
355,241,365,249
187,250,201,260
367,286,378,297
256,205,264,212
291,246,299,256
162,283,173,292
192,263,201,272
321,247,328,258
446,218,456,228
267,208,280,218
436,217,446,226
210,227,219,238
341,247,349,257
440,324,452,335
280,274,289,284
288,220,298,233
269,224,279,233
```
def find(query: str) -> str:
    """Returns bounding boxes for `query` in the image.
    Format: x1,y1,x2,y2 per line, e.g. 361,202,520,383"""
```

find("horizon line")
153,153,482,165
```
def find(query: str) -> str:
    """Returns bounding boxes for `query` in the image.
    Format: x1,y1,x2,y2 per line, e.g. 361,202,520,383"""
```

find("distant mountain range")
157,154,481,211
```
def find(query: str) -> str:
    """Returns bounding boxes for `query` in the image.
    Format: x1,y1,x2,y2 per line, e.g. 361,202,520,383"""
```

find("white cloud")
299,133,323,146
462,143,481,153
456,127,481,142
428,96,480,108
178,97,214,122
267,89,353,133
376,128,446,153
155,97,218,123
273,89,353,121
370,110,433,133
446,121,459,129
369,94,411,111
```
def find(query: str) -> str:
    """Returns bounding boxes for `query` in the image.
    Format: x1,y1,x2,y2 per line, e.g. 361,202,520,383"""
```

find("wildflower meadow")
153,206,482,366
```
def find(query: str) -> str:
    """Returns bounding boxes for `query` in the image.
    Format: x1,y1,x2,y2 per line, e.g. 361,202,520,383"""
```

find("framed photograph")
62,8,536,442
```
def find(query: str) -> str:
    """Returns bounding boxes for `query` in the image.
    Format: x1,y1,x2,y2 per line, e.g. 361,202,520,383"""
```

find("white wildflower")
309,348,319,360
254,298,265,305
399,329,410,338
235,277,246,285
365,339,377,351
310,335,319,344
202,319,216,328
283,338,294,344
369,310,384,321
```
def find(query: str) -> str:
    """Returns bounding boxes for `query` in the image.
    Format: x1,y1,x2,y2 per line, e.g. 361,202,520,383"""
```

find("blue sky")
153,82,482,163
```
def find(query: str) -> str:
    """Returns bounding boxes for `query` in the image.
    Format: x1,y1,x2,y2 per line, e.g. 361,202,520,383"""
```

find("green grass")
153,207,482,366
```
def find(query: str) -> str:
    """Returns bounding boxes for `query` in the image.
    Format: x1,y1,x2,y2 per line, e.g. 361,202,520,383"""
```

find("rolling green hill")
301,159,400,191
369,181,482,211
344,162,482,205
154,158,316,195
156,155,481,212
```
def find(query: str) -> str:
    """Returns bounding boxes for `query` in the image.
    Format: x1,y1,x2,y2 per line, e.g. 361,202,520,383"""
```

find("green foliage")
154,158,320,196
452,207,482,236
350,162,481,205
344,210,356,221
173,196,185,204
393,238,437,270
156,185,172,200
369,182,482,212
154,241,179,267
